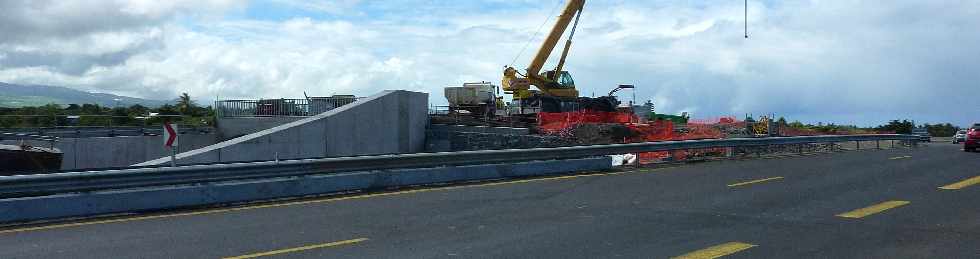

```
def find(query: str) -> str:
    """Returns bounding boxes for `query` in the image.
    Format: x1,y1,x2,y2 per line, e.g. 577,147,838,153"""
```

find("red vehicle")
966,124,980,152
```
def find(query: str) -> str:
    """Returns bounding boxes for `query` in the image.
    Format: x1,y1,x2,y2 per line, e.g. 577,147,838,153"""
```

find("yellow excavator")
502,0,617,114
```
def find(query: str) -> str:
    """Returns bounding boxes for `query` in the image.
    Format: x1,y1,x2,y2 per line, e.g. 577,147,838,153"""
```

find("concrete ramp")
135,90,427,166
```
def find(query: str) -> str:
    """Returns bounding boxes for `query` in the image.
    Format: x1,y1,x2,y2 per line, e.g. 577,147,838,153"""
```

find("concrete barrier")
216,117,304,141
0,157,611,223
135,90,428,166
427,124,531,135
1,134,217,170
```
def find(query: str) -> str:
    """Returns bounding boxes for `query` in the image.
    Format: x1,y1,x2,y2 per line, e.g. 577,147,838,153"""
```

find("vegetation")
921,123,960,137
873,120,915,134
0,93,214,128
776,118,961,137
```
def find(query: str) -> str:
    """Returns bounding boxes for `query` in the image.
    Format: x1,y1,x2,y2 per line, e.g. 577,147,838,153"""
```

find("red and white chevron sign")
163,122,178,147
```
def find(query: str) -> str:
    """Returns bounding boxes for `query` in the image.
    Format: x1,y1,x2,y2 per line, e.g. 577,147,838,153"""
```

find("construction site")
0,0,893,173
5,1,977,258
429,0,865,162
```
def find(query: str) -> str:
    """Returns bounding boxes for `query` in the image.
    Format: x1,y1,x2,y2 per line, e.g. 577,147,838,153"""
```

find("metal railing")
0,126,214,139
216,97,359,118
0,134,918,198
0,132,59,148
0,114,200,129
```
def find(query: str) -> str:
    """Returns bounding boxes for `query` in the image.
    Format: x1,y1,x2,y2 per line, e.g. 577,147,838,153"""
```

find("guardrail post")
876,140,880,149
856,141,860,150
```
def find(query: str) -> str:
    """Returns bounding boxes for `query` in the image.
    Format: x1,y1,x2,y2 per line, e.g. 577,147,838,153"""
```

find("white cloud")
267,0,363,15
0,0,978,126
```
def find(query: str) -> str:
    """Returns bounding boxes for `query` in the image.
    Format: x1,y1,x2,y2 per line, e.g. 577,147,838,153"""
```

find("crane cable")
509,0,566,68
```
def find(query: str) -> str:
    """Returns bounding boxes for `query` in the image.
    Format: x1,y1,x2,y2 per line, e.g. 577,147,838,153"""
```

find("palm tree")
177,92,193,115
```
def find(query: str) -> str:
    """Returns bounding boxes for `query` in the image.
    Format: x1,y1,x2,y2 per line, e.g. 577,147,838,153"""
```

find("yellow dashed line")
727,176,784,187
223,238,368,259
887,155,912,160
672,242,757,259
939,175,980,190
836,200,910,219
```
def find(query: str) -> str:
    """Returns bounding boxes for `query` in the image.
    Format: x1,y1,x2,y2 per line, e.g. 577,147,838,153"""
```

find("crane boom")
527,0,585,77
502,0,585,100
552,5,582,81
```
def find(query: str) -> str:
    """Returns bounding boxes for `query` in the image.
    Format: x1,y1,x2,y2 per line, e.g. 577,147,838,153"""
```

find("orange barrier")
538,112,742,163
627,120,674,142
537,111,639,132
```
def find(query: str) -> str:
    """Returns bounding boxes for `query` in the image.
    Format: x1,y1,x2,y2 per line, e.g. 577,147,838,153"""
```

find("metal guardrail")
0,132,59,142
216,97,359,118
0,134,918,198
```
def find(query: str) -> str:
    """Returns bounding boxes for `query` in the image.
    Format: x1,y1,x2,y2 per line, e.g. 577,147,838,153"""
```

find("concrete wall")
216,117,303,141
425,124,574,152
2,134,217,170
136,90,428,166
427,124,531,135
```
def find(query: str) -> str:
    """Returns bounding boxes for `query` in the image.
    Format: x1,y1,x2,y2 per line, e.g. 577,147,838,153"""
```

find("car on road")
952,130,967,144
912,128,930,142
965,124,980,152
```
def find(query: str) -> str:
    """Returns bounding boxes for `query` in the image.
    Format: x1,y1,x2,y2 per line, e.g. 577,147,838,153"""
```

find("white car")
953,130,967,144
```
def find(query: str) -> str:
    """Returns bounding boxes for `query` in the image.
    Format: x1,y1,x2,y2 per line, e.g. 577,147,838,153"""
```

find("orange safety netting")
537,111,639,133
677,124,725,140
688,116,737,125
538,111,744,164
627,120,674,141
778,126,822,136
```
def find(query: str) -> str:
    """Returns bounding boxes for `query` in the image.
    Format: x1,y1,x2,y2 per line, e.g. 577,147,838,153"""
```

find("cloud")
0,0,977,126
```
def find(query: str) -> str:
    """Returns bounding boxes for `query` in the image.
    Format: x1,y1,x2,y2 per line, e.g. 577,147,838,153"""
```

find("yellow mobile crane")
502,0,617,114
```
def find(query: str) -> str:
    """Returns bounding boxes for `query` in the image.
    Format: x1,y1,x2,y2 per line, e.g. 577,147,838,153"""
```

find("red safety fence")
538,111,744,164
626,120,674,142
537,111,639,133
677,124,725,140
687,116,737,125
778,126,822,136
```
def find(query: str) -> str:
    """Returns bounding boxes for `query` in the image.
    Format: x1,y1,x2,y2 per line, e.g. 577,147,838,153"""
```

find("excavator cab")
542,70,575,89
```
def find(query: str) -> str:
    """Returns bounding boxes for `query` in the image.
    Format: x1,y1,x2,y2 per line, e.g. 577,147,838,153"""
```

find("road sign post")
163,122,179,167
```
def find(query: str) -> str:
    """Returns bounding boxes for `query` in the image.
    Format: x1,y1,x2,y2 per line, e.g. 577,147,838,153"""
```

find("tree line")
774,117,963,137
0,93,213,128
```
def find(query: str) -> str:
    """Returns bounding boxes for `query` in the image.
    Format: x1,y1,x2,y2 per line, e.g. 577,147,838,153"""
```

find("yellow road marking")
939,175,980,190
836,200,910,219
0,169,663,234
672,242,757,259
887,155,912,160
223,238,368,259
727,176,784,187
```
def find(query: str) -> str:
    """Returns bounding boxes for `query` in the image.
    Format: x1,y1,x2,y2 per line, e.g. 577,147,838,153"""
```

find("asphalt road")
0,142,978,258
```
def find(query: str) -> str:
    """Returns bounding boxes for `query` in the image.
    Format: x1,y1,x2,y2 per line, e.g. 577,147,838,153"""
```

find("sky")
0,0,978,127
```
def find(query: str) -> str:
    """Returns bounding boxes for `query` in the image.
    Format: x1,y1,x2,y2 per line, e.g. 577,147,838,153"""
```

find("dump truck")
444,82,501,118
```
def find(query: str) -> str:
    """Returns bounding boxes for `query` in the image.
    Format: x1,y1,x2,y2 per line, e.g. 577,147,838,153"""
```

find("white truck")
444,82,499,117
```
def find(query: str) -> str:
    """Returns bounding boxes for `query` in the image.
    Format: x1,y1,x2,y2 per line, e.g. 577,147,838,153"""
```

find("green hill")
0,82,168,108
